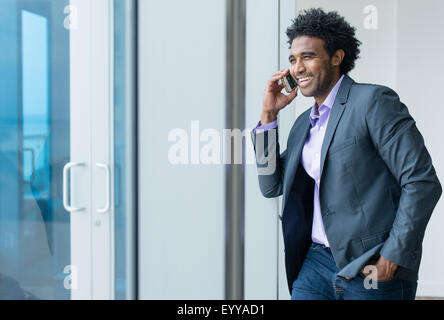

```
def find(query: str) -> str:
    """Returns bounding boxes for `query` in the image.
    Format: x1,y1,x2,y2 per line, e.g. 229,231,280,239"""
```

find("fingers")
285,86,298,102
269,74,283,83
270,69,289,82
268,69,290,92
267,77,284,92
272,68,289,76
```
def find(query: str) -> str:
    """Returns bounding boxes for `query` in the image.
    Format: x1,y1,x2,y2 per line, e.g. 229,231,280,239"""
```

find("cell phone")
280,73,297,93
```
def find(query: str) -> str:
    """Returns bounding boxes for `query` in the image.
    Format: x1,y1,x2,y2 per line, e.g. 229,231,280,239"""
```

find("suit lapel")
319,75,354,178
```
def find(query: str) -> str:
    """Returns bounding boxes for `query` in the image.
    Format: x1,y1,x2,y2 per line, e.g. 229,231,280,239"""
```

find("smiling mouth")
296,76,313,87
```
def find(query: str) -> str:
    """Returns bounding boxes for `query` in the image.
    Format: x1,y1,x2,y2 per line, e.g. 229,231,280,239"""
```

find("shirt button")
317,179,320,184
320,126,324,131
315,153,320,158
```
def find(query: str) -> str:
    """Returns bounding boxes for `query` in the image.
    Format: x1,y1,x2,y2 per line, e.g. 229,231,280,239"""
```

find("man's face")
289,36,336,99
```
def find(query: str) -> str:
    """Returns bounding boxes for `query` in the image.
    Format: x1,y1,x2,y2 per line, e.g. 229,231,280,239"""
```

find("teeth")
299,77,311,82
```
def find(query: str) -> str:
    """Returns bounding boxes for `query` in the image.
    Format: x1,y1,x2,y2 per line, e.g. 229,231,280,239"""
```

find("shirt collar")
309,74,345,126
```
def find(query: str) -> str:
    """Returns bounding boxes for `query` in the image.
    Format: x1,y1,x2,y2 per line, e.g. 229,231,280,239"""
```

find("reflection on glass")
22,10,49,192
0,0,70,300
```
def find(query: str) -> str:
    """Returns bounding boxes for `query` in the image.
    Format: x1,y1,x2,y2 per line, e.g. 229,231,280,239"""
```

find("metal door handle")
63,162,85,212
96,163,110,213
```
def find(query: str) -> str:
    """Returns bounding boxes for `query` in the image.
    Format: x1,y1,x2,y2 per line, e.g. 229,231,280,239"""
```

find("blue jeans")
291,242,418,300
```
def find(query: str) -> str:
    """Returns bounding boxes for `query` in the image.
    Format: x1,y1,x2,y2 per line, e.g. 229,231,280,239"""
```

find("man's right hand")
260,68,298,125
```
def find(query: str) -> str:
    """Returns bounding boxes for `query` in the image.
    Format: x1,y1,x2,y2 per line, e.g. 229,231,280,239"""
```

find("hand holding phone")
261,69,298,124
280,72,298,93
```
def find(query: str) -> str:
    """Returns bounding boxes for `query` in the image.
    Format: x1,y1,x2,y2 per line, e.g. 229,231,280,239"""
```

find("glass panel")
22,10,50,196
0,0,70,300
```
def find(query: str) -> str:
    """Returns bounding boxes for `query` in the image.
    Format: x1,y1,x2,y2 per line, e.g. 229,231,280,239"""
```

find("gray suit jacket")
251,74,442,294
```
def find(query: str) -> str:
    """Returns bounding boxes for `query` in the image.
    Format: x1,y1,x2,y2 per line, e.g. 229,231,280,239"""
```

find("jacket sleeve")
251,124,288,198
365,86,442,270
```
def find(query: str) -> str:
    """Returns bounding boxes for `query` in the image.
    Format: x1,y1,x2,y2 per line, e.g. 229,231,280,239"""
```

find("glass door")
0,0,114,299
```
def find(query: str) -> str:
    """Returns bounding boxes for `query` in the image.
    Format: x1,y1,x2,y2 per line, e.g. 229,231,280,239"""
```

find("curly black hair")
286,8,361,75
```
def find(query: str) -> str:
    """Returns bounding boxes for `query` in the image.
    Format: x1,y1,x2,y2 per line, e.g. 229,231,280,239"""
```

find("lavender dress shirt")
255,75,344,247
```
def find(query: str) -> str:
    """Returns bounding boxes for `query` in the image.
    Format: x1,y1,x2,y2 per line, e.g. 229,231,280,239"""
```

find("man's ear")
332,49,345,67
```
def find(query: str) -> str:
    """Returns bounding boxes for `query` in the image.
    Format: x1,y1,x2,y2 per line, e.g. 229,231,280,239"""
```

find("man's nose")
293,60,306,77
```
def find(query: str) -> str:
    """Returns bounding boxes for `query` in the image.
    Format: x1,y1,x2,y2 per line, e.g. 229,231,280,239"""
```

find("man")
251,8,442,300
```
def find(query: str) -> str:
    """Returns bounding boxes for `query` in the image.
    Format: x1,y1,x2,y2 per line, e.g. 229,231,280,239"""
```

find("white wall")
245,0,280,299
138,0,226,299
396,0,444,297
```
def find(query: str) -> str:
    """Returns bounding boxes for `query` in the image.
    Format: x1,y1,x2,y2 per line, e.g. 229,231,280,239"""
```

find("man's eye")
303,56,312,60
